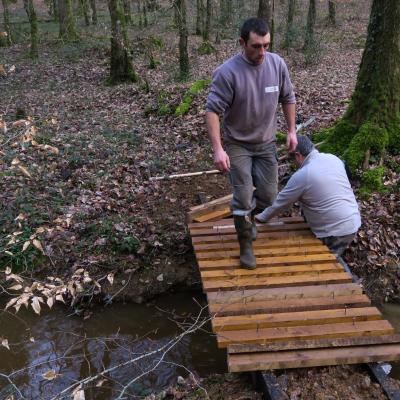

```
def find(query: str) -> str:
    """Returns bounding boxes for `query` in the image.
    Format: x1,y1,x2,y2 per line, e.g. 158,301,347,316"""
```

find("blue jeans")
225,140,278,216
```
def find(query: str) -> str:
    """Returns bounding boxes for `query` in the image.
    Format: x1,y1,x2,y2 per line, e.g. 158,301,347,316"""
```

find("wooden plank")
228,334,400,353
208,294,371,316
193,207,231,222
186,194,232,223
196,245,330,260
228,343,400,372
201,263,343,280
207,283,363,304
212,307,382,332
190,230,313,244
199,253,337,270
217,320,395,348
190,223,310,237
203,272,352,292
188,216,305,229
193,237,323,252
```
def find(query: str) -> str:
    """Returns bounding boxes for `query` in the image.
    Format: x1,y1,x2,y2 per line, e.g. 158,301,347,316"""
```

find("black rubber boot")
234,215,256,269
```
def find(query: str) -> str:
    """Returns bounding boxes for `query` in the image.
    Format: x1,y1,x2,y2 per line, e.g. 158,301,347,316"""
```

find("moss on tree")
316,0,400,192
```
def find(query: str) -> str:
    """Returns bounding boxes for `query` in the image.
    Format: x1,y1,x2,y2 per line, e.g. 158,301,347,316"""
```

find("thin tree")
284,0,295,49
304,0,316,49
195,0,203,36
107,0,137,83
122,0,131,24
52,0,59,20
319,0,400,173
80,0,90,26
89,0,97,24
257,0,274,51
202,0,211,41
1,0,12,45
58,0,79,40
23,0,38,57
328,0,335,26
174,0,189,80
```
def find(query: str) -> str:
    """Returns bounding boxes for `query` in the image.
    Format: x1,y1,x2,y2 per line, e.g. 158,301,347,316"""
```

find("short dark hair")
240,18,269,43
296,135,315,156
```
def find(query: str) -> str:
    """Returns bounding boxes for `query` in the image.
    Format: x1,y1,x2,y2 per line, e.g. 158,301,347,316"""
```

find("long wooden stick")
149,169,221,181
150,117,317,181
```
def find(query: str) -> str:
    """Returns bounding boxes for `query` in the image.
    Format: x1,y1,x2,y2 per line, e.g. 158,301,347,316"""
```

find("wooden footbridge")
187,196,400,374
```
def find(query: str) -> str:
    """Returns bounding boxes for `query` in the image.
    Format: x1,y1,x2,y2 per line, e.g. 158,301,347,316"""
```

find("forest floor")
0,0,399,398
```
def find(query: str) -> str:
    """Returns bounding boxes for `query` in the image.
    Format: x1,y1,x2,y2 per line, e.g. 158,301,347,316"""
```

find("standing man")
205,18,296,269
256,136,361,256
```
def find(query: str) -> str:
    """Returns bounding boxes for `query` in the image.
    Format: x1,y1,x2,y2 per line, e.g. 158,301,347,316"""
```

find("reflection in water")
0,293,226,399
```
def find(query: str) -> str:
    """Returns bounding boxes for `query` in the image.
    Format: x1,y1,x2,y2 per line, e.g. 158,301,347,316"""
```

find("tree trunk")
284,0,295,48
202,0,211,41
143,0,148,26
304,0,316,49
257,0,271,23
319,0,400,171
23,0,38,57
257,0,274,51
53,0,59,20
59,0,78,40
174,0,189,81
328,0,336,26
122,0,131,23
80,0,90,26
195,0,203,35
1,0,12,46
89,0,97,24
107,0,137,83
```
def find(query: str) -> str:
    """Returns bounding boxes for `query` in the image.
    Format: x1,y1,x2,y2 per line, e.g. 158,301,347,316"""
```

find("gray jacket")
206,53,295,144
257,150,361,238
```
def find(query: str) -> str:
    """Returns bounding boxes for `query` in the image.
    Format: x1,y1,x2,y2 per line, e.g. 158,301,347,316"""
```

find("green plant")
197,41,215,55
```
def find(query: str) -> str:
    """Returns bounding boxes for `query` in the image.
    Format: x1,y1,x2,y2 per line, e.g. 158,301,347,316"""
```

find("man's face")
240,32,270,65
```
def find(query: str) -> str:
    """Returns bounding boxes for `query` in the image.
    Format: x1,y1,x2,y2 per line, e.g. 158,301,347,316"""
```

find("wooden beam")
217,320,394,348
228,334,400,353
196,245,330,260
208,294,371,316
228,343,400,372
186,194,232,223
207,283,363,304
199,253,337,270
212,307,382,332
202,272,352,292
201,263,343,280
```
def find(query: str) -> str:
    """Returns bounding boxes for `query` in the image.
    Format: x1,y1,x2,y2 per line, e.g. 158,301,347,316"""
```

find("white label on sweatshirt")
265,86,279,93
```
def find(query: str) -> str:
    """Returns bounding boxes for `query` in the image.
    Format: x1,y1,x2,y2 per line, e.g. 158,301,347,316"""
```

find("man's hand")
286,131,297,153
214,148,230,172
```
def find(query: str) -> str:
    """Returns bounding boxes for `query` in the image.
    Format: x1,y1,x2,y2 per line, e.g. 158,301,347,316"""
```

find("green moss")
360,166,386,194
188,79,211,95
276,131,286,145
197,41,215,55
175,99,192,116
345,122,389,171
174,79,210,116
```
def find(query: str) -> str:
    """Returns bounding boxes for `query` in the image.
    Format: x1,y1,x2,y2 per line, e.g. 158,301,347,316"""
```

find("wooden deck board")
187,212,400,371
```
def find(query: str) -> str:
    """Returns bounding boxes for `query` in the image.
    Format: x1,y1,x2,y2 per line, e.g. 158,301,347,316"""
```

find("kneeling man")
256,135,361,256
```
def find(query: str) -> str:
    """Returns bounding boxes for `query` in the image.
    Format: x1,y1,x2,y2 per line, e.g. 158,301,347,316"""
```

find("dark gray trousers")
225,140,278,216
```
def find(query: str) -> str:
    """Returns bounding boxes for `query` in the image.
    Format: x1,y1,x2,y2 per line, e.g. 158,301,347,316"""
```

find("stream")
0,294,399,399
0,292,226,399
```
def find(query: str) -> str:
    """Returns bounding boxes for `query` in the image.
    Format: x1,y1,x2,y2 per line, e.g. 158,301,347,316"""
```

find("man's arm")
206,111,230,172
282,102,297,152
255,172,305,223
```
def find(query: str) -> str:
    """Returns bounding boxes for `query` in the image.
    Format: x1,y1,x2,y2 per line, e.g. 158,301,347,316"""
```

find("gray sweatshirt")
206,52,295,144
257,150,361,238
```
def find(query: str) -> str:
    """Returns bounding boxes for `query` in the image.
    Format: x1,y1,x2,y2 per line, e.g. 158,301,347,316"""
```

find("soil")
1,0,399,398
